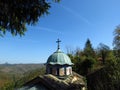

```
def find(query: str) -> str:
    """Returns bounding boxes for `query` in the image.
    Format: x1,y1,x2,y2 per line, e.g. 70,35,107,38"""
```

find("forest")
67,39,120,90
67,25,120,90
0,64,45,90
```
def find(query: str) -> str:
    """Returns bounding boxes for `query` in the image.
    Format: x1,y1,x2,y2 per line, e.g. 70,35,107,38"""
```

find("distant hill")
0,63,45,88
0,63,44,74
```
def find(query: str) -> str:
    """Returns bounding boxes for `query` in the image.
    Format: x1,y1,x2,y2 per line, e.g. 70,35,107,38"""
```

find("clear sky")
0,0,120,64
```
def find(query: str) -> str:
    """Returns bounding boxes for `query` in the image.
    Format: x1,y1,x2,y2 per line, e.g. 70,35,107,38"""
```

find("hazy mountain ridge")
0,63,44,74
0,63,45,88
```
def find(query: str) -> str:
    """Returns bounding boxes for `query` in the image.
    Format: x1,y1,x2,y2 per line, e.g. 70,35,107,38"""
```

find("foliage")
113,25,120,59
97,43,110,64
0,67,45,90
66,30,120,90
0,64,45,89
67,38,120,90
84,39,95,58
67,36,119,90
0,0,60,36
68,39,96,76
87,60,120,90
81,57,96,75
82,39,96,75
113,25,120,50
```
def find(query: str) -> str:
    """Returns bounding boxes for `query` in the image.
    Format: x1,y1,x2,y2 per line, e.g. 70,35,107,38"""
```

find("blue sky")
0,0,120,64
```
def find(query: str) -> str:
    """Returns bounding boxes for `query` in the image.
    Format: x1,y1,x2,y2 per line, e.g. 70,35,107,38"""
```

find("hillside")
0,63,44,74
0,63,45,88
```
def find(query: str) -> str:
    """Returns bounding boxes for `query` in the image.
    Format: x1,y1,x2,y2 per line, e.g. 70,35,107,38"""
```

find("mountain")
0,63,45,88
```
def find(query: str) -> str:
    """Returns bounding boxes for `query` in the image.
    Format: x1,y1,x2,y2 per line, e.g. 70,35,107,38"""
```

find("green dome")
47,49,73,65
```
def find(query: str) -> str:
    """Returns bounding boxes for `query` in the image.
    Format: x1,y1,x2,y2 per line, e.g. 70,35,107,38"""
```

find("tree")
113,25,120,59
84,39,95,58
82,39,96,75
0,0,60,36
87,59,120,90
81,57,95,75
97,43,110,64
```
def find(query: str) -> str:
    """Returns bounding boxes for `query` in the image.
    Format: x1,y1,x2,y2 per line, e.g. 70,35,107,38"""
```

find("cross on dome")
56,39,61,50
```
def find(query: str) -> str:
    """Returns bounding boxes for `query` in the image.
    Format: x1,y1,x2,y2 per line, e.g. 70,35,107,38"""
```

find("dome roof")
47,49,73,65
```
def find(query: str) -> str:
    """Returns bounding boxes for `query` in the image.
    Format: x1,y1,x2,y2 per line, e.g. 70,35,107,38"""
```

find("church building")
46,39,73,77
18,39,86,90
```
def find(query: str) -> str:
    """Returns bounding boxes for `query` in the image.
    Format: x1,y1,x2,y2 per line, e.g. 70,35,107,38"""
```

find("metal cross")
56,39,61,49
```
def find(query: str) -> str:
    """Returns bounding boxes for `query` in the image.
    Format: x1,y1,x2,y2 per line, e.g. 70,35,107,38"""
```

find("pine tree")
82,39,96,75
84,39,95,58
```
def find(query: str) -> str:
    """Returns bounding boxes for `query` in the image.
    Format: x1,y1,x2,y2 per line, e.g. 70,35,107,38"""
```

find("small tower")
46,39,73,77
